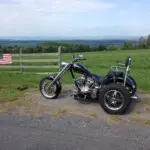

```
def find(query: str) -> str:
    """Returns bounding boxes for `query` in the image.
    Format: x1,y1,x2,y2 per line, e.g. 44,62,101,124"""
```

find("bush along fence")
0,47,62,74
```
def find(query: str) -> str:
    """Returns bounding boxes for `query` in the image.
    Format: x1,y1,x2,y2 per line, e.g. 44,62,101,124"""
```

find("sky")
0,0,150,38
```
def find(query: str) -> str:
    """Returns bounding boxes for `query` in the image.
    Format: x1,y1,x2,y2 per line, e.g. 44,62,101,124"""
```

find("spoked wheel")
39,76,61,99
99,84,131,114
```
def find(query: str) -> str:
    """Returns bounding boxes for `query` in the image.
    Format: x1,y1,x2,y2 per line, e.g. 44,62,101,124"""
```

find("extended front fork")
47,64,81,93
47,64,70,90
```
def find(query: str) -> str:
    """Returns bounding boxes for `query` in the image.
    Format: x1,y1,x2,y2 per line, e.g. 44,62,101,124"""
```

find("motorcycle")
39,54,137,114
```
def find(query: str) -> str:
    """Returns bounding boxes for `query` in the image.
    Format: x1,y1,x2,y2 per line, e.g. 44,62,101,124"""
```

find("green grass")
139,99,150,105
0,73,44,89
130,117,150,126
0,50,150,102
0,88,25,103
61,50,150,91
109,115,122,121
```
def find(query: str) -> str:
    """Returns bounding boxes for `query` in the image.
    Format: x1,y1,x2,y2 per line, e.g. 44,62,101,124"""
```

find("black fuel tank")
72,63,91,76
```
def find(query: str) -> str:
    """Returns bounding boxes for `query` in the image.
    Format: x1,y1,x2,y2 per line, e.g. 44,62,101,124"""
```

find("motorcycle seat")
91,74,105,83
108,71,124,77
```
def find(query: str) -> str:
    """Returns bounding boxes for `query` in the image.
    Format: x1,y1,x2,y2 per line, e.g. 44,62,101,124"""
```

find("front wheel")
39,76,61,99
99,84,131,114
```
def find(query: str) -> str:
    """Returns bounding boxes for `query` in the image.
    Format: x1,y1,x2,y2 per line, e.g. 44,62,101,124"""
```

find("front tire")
39,76,61,99
99,84,131,114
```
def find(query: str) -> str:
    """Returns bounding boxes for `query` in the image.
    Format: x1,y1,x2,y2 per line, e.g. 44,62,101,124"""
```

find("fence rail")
0,47,62,73
0,65,59,69
12,59,58,63
12,53,59,57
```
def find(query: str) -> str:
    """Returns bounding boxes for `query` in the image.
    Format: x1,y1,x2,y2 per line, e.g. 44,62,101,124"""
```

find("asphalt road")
0,113,150,150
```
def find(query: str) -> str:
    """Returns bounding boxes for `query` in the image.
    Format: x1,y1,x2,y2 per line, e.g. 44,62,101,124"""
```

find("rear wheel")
39,76,61,99
99,84,131,114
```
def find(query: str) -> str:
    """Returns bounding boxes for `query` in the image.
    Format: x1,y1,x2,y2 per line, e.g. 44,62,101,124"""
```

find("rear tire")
39,76,61,99
99,83,131,115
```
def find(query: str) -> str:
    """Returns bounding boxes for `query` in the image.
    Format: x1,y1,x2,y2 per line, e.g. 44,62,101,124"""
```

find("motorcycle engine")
74,77,99,100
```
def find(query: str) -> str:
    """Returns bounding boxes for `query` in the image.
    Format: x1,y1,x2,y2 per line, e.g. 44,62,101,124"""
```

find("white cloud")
3,0,114,12
0,0,115,36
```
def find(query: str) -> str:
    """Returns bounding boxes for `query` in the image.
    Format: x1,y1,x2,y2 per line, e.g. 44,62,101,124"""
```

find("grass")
130,117,150,126
86,112,98,118
136,111,142,115
0,97,51,117
109,115,122,121
0,88,25,103
61,50,150,91
0,98,32,113
145,120,150,125
146,107,150,112
0,50,150,103
139,99,150,105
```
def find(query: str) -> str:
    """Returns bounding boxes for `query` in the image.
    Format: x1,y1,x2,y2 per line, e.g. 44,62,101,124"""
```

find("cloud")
36,0,115,13
1,0,115,13
0,0,115,35
0,0,115,21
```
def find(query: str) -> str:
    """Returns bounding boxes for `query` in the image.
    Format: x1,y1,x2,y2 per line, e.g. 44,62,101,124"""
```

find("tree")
35,46,42,53
107,45,120,51
97,45,107,51
122,42,134,50
146,34,150,47
138,36,147,48
1,47,8,53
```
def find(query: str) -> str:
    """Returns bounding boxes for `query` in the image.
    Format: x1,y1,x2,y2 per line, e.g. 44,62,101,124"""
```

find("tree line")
0,35,150,54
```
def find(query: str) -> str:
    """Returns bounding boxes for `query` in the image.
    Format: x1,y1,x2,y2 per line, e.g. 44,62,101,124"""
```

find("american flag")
0,54,12,64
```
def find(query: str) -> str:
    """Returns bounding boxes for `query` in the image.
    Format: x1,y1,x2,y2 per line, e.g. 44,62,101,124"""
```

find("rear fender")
103,75,136,90
126,76,136,89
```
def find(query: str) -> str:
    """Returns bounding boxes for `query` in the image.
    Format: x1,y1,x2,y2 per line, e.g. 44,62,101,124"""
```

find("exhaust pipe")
131,95,138,100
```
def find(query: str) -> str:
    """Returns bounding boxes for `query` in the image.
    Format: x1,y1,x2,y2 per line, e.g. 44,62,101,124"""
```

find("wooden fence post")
58,46,61,71
20,48,23,73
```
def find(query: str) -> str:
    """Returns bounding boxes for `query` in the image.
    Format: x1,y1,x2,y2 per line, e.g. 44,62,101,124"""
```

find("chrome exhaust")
131,95,138,100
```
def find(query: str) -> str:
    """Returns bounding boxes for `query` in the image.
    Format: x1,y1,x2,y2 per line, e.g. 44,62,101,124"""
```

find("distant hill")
0,39,138,47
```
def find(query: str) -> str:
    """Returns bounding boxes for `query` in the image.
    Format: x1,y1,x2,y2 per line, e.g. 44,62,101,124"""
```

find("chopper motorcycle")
39,54,137,114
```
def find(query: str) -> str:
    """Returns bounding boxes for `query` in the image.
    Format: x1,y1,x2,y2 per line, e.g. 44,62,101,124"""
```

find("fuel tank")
72,63,91,76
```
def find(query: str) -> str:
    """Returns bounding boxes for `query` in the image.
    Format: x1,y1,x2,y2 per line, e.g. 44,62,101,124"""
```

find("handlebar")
72,57,87,63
